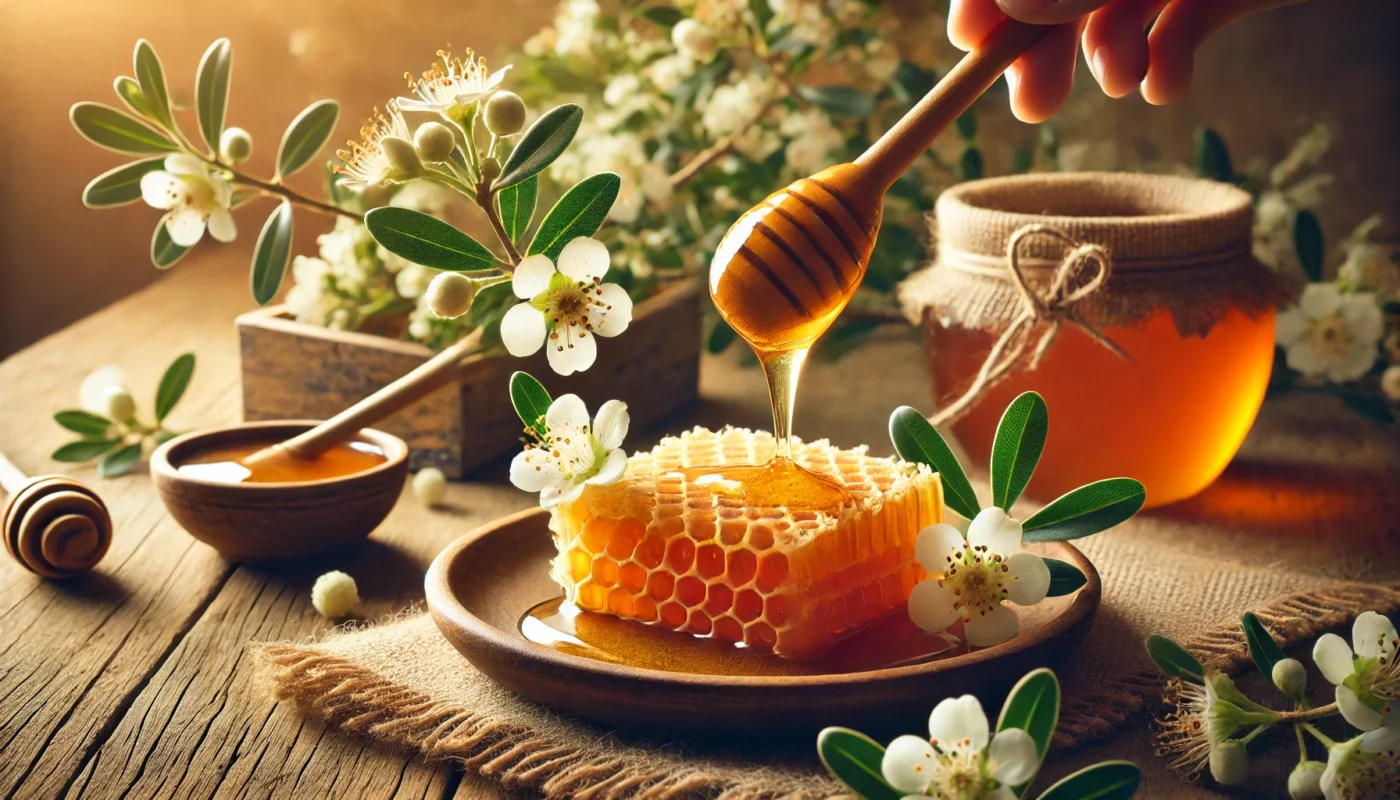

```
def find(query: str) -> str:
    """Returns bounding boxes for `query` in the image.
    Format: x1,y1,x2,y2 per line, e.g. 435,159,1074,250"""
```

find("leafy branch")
52,353,195,478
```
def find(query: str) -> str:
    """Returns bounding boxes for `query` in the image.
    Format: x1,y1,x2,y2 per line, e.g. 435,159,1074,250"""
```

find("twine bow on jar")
931,224,1129,426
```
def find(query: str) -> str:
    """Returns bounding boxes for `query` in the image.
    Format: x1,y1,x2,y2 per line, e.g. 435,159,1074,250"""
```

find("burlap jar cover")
899,171,1297,424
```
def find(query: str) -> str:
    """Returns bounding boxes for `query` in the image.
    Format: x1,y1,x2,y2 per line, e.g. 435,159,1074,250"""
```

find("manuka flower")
335,101,414,192
882,695,1039,799
1315,611,1400,755
509,393,628,508
398,49,510,116
139,154,236,247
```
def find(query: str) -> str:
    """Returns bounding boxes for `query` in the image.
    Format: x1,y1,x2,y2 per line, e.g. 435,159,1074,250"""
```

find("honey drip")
521,597,961,676
177,440,388,484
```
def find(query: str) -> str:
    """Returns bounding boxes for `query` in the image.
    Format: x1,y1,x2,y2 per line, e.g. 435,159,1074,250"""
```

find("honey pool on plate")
175,439,388,484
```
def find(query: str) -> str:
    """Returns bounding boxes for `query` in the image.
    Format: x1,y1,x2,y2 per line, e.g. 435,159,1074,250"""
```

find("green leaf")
527,172,621,261
153,430,179,445
1294,210,1324,283
796,85,875,118
997,668,1059,795
154,353,196,422
100,443,144,478
1335,385,1396,423
365,207,500,272
1242,612,1286,685
891,61,936,105
1044,558,1089,597
151,223,190,269
816,727,901,800
1194,127,1233,183
989,391,1048,511
1034,761,1141,800
83,158,166,208
113,76,153,119
496,174,539,244
955,110,978,140
196,38,233,153
1145,635,1205,683
960,147,984,180
888,406,980,521
277,99,339,179
707,318,737,354
250,202,294,305
53,439,122,463
70,102,179,155
54,410,114,437
133,39,174,128
638,5,684,26
1022,478,1146,541
510,372,553,436
748,0,775,36
495,104,584,190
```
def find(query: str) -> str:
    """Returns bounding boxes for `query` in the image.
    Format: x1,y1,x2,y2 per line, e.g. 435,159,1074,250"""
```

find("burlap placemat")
256,528,1400,798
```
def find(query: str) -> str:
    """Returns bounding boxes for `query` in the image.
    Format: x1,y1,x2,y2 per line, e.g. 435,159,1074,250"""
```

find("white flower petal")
164,153,208,176
554,480,586,506
501,303,547,357
1004,552,1050,606
967,507,1023,555
907,578,960,633
1352,611,1397,660
928,695,990,754
591,283,633,338
453,91,492,105
1328,343,1377,383
592,400,630,449
484,65,511,89
546,393,590,430
546,324,597,375
395,96,437,113
1299,283,1341,318
1336,684,1384,731
1360,724,1400,756
965,604,1019,648
1274,307,1306,345
557,237,611,282
513,254,557,298
80,365,127,413
586,448,627,486
164,209,207,247
986,727,1039,787
207,209,237,243
1339,294,1384,343
140,171,182,209
510,450,563,492
915,523,964,573
1285,340,1329,378
1321,737,1363,800
1313,633,1355,686
989,787,1018,800
880,735,935,795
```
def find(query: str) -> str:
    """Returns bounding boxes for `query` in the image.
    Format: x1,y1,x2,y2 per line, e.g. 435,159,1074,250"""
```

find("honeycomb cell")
633,595,658,622
659,601,687,628
578,581,606,610
647,571,675,601
619,562,647,593
713,616,743,643
755,552,789,593
765,594,789,626
735,589,763,622
635,535,666,569
688,609,713,636
567,548,591,582
676,576,706,607
745,621,777,649
608,517,645,560
705,583,734,616
580,517,613,554
718,518,748,546
607,588,634,616
727,549,757,587
591,559,618,588
665,537,695,573
696,544,725,579
746,523,775,551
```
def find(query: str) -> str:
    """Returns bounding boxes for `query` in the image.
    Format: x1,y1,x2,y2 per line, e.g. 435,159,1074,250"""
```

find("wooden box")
237,280,702,478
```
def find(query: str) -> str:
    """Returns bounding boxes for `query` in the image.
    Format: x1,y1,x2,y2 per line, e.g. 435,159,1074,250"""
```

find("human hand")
948,0,1306,122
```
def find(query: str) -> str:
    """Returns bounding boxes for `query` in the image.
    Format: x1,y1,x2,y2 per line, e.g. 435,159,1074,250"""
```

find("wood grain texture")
240,280,703,478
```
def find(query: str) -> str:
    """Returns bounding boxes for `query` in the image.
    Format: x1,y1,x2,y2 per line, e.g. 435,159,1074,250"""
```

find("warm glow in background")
0,0,1396,359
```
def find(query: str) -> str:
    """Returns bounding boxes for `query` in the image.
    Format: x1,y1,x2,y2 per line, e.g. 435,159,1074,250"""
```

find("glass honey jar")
904,173,1295,509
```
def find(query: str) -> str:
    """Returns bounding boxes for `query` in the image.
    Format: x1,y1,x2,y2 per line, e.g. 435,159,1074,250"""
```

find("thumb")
995,0,1112,25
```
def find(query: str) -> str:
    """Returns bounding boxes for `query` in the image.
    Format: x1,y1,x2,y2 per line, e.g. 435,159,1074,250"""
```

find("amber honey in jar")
906,173,1294,508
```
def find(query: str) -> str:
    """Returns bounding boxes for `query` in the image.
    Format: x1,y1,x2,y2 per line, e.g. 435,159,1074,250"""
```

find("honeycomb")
548,427,944,658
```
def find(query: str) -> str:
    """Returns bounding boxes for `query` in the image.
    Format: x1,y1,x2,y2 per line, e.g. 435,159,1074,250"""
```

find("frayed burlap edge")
255,581,1400,798
1054,580,1400,749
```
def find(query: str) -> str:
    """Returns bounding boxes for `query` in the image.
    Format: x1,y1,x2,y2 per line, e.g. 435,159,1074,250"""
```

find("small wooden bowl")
426,508,1100,734
151,421,408,563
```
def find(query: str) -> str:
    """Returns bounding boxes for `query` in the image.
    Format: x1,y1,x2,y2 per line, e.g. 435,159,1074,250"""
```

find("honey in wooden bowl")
176,439,388,484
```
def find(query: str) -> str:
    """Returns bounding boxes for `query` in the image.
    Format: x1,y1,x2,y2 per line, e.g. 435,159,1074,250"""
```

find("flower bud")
483,91,526,136
480,157,502,185
220,127,253,164
310,570,359,618
413,467,448,507
671,19,719,63
380,135,424,178
104,386,136,423
425,272,477,319
1272,657,1308,697
413,122,456,163
1288,760,1325,799
1209,740,1249,786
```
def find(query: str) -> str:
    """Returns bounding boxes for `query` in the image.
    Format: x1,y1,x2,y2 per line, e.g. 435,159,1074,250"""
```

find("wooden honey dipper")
710,18,1049,352
1,452,113,578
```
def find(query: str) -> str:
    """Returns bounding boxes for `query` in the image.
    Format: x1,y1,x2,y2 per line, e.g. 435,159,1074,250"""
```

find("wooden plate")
426,508,1100,734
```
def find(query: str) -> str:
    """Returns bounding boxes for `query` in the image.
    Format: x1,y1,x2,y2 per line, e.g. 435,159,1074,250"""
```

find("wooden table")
3,255,1397,799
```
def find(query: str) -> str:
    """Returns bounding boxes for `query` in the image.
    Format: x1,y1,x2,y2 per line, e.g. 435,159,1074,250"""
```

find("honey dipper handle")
0,452,30,496
855,18,1049,192
252,328,484,463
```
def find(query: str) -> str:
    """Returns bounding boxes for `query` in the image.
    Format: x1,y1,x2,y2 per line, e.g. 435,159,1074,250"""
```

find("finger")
995,0,1112,25
1082,0,1170,97
1142,0,1304,104
1005,20,1086,123
948,0,1007,51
